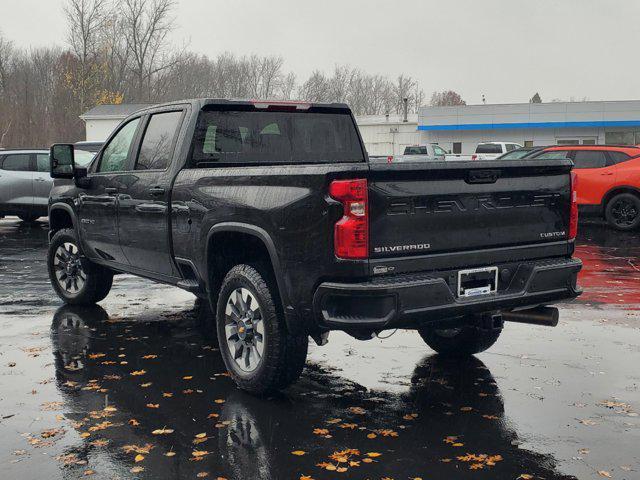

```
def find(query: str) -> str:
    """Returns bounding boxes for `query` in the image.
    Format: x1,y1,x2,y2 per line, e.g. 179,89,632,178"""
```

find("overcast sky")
1,0,638,104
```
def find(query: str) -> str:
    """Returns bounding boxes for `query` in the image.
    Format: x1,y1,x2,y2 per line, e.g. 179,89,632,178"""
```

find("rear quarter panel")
171,163,369,317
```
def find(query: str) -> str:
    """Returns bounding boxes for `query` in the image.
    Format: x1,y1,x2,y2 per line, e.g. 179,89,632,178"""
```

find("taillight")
329,179,369,259
471,154,478,161
569,171,578,240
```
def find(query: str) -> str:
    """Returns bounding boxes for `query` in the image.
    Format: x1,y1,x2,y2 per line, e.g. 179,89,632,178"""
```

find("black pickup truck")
48,99,582,394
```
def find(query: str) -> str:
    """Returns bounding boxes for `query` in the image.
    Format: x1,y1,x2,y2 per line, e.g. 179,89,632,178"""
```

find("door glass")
99,118,141,172
36,154,50,172
1,154,31,171
534,150,571,160
433,145,446,156
573,151,607,169
452,142,462,154
135,111,183,170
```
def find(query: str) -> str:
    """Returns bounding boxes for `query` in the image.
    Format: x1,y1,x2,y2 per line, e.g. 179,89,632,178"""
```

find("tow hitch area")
458,266,498,297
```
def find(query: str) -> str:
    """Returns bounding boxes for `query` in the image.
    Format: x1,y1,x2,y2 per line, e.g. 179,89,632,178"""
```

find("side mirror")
50,144,75,179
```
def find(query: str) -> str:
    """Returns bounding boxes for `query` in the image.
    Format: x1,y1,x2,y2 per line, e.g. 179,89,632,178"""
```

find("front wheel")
216,264,308,395
418,324,502,356
48,229,113,305
605,193,640,231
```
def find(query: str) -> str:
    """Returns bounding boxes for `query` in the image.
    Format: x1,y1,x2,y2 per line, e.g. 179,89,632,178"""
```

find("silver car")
0,148,96,222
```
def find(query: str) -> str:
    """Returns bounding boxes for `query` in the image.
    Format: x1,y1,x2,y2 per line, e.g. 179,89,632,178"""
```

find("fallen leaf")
152,428,174,435
140,382,152,388
517,475,534,480
134,454,145,463
162,392,173,398
146,404,160,409
142,355,157,359
130,466,144,473
164,451,176,457
300,476,314,480
349,407,366,415
367,433,377,439
183,376,193,380
83,470,95,476
313,428,329,435
128,419,140,426
130,370,146,376
366,452,382,458
192,450,209,458
597,472,612,478
196,473,209,478
291,450,306,456
214,399,225,404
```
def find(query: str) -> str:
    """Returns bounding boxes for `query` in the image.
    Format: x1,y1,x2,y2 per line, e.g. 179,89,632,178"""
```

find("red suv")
530,145,640,230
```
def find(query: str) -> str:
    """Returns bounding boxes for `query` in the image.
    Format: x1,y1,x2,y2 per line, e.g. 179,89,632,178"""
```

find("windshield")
499,149,533,160
75,149,97,167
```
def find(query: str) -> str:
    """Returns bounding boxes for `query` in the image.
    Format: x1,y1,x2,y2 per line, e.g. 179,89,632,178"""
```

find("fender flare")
48,203,79,241
205,222,298,331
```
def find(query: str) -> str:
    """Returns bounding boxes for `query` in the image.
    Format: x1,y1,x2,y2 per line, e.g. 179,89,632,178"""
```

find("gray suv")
0,148,96,222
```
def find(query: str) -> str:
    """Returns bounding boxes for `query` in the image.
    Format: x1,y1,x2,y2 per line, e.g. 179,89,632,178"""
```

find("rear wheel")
216,264,308,395
418,324,502,356
605,193,640,231
48,229,113,305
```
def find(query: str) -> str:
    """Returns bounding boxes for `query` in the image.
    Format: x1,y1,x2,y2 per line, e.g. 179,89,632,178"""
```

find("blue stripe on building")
417,120,640,131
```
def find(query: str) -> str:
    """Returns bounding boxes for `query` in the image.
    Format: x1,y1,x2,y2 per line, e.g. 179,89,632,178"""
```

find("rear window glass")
405,146,427,154
192,110,365,165
475,144,502,154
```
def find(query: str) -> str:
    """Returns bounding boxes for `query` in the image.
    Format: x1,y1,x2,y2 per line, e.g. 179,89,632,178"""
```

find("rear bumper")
312,257,582,330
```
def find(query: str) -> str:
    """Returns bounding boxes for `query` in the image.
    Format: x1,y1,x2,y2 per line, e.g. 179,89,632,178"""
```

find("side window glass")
608,151,630,165
135,111,183,171
1,154,31,171
36,154,50,172
433,145,446,156
98,118,140,173
573,151,607,169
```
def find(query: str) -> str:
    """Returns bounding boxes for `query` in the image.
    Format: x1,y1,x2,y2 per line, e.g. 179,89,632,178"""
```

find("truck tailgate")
368,159,573,270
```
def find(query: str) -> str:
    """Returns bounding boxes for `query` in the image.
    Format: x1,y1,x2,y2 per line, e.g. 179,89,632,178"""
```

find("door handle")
105,187,118,194
600,172,614,176
149,186,166,196
34,178,47,183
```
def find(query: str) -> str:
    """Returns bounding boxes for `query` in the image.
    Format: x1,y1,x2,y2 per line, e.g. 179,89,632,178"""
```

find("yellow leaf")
140,383,152,388
517,475,534,480
336,467,347,472
195,433,207,438
214,399,225,404
291,450,306,456
146,404,160,409
366,452,382,457
130,370,146,376
183,376,193,380
300,476,314,480
598,472,612,478
152,428,174,435
130,466,144,473
164,451,176,457
80,432,91,438
313,428,329,435
134,454,145,463
196,473,209,478
128,419,140,426
192,450,209,458
452,442,464,447
162,392,173,398
460,406,473,412
362,458,373,463
142,355,157,359
367,433,377,439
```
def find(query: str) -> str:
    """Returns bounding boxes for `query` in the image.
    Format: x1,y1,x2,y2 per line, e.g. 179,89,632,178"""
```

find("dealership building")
356,100,640,156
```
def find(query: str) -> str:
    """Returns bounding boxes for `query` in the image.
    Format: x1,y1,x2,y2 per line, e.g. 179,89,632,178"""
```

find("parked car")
0,149,51,222
448,142,523,161
0,148,97,222
47,99,581,394
403,144,448,159
527,145,640,230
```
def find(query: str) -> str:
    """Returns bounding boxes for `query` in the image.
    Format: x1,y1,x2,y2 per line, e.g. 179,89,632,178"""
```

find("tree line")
0,0,444,149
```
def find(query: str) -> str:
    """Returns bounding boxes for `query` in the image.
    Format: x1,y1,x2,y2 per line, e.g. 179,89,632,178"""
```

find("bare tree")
119,0,176,101
430,90,466,107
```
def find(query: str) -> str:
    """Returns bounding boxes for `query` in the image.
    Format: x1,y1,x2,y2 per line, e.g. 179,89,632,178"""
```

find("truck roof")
133,98,352,115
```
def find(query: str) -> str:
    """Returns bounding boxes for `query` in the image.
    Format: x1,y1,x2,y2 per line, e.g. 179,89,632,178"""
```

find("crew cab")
47,99,582,394
527,145,640,231
448,142,523,161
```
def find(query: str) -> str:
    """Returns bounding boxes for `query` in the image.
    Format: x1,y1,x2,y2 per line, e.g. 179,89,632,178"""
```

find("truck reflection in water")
50,303,575,480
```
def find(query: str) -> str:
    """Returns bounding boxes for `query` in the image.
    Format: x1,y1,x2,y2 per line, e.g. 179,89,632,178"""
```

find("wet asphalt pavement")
0,218,639,480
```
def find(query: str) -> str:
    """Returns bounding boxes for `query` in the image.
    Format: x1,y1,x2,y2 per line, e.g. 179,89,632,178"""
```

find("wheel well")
603,188,640,211
49,208,74,235
207,231,280,306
